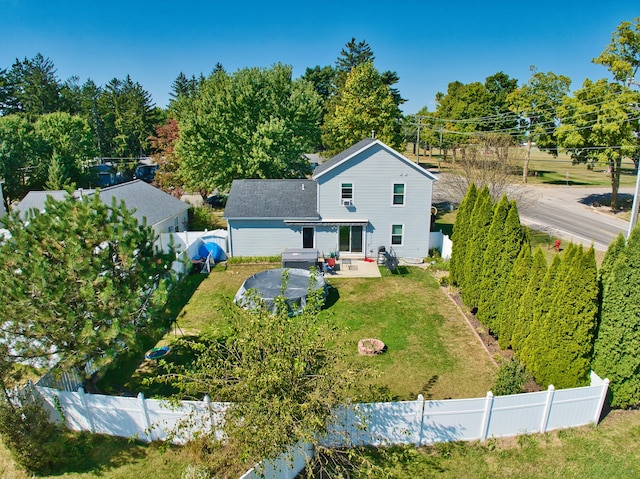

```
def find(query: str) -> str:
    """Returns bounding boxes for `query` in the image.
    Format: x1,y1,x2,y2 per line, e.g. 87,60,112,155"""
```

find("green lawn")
115,264,495,401
3,264,640,477
342,409,640,479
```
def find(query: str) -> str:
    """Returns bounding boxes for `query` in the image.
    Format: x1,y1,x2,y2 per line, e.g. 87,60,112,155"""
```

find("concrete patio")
322,258,382,278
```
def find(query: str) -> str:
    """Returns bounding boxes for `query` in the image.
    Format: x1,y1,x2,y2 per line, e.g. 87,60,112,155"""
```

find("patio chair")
323,256,336,274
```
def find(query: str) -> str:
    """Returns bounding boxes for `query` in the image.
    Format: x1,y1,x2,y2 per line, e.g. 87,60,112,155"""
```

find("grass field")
405,146,638,189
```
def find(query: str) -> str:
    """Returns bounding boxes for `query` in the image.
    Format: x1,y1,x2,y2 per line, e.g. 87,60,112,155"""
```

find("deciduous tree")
508,69,571,181
593,17,640,85
175,64,322,192
155,273,354,474
322,62,403,156
557,78,639,209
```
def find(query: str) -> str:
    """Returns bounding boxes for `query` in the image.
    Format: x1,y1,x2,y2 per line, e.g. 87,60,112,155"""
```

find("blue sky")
1,0,638,114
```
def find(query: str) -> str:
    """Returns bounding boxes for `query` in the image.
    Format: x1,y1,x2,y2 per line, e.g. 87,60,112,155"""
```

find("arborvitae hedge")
523,254,561,381
476,195,510,331
483,201,524,334
461,187,493,308
450,183,477,286
496,240,531,349
539,245,598,388
593,227,640,408
512,248,547,355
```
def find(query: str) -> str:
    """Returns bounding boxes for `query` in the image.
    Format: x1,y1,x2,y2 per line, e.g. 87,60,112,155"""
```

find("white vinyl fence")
429,231,452,260
325,371,609,447
34,371,609,479
158,230,228,276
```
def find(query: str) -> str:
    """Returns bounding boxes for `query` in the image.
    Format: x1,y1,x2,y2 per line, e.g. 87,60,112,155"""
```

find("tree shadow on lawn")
96,275,208,395
323,285,340,310
118,335,206,398
578,192,633,212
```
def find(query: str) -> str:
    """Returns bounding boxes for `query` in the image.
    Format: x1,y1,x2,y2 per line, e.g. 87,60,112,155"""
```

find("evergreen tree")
477,195,510,331
0,191,175,372
489,202,525,339
461,186,493,308
497,239,531,349
523,254,561,380
45,153,67,190
449,183,477,286
599,233,625,285
539,245,598,388
593,226,640,407
335,38,375,74
512,247,547,354
35,112,96,188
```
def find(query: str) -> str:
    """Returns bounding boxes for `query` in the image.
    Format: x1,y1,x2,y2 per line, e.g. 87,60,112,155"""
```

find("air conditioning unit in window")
341,198,353,206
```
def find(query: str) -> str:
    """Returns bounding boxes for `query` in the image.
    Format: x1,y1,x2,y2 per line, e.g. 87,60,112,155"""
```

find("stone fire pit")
358,338,386,356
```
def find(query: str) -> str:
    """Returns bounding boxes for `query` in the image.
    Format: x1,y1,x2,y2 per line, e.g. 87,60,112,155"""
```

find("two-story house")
223,138,437,259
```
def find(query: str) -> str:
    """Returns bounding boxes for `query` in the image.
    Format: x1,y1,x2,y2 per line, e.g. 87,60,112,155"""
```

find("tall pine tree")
0,191,175,372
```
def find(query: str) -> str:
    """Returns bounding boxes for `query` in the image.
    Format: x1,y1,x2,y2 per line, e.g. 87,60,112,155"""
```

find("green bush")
492,358,528,396
225,255,280,264
0,397,66,474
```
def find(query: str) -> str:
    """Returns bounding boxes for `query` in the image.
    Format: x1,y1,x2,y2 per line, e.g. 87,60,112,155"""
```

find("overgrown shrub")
0,396,65,474
492,358,528,396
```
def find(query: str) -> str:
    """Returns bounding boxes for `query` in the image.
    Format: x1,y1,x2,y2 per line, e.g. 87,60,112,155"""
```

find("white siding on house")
153,210,189,237
315,143,433,258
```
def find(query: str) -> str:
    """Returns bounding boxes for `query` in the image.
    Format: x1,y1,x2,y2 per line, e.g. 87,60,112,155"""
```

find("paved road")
431,173,634,251
517,185,633,251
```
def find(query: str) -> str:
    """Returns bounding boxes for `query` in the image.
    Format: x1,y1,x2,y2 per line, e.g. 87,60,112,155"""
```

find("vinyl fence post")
417,394,425,446
480,391,494,442
204,395,215,433
138,392,153,442
540,385,555,433
594,378,610,425
78,387,95,433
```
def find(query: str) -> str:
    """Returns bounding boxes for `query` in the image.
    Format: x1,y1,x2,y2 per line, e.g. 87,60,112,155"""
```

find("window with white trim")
393,183,405,205
341,182,353,205
391,224,403,245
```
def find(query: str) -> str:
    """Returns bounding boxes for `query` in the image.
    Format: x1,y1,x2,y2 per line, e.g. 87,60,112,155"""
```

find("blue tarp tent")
198,241,226,263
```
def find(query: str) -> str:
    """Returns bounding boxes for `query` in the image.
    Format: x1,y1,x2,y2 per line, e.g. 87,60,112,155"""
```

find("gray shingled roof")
15,181,190,227
312,138,376,177
224,179,319,219
97,180,190,227
15,189,91,219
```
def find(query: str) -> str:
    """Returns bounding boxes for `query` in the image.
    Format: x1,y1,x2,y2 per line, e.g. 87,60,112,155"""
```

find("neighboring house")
224,139,437,258
16,180,191,237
